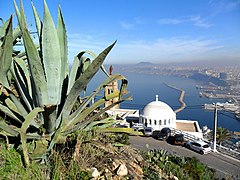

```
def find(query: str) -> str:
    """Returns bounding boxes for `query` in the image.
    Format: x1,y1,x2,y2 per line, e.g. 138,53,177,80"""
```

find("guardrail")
170,128,201,142
170,128,240,161
215,144,240,161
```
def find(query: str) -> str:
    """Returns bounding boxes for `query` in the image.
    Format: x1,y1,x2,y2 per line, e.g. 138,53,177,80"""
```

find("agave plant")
0,0,131,166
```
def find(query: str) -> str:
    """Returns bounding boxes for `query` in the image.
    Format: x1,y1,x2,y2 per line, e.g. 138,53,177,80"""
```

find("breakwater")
164,83,186,113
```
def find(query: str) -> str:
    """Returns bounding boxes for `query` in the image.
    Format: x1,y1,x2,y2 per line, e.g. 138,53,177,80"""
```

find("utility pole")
213,103,218,152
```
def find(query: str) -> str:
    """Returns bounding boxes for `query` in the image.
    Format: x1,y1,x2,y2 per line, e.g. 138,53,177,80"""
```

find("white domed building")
139,95,176,130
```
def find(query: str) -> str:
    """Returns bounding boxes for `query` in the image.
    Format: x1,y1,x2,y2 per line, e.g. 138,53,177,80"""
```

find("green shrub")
143,148,216,180
0,142,47,179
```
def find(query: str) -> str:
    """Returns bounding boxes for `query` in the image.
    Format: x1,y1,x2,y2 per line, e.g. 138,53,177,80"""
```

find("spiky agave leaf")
20,107,44,167
12,57,32,98
5,97,20,114
67,55,80,94
61,41,116,123
48,90,120,151
12,25,22,45
9,94,28,118
13,0,48,107
57,5,69,81
11,59,33,111
55,74,126,129
0,120,19,137
69,74,126,119
78,50,110,77
84,116,116,131
0,15,13,89
65,91,120,130
76,93,131,133
0,103,22,124
31,1,42,39
0,17,11,40
42,0,62,105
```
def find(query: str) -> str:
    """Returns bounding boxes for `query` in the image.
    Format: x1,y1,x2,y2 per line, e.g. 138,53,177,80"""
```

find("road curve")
129,136,240,179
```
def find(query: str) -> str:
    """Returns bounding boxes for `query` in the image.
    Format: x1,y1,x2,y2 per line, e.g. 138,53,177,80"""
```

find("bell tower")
104,65,120,109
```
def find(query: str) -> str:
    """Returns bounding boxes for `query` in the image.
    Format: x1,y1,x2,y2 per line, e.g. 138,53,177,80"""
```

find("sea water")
88,71,240,132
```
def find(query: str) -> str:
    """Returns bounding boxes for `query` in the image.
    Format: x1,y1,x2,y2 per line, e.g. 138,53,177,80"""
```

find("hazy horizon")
105,59,240,67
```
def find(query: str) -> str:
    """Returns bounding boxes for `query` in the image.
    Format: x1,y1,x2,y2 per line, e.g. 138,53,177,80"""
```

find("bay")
88,71,240,132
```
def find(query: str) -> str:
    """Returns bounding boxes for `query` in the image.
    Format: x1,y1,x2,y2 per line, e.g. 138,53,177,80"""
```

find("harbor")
203,102,240,120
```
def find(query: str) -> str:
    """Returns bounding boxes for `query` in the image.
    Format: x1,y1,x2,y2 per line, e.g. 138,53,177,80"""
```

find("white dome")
139,95,176,130
142,100,175,119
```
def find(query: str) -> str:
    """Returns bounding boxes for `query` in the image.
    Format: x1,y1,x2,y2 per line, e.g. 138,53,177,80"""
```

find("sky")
1,0,240,64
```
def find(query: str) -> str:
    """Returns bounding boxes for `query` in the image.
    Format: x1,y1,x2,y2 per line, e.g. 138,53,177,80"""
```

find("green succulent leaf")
5,97,20,114
61,41,116,122
42,0,62,105
0,15,13,89
67,55,80,94
0,120,19,137
11,60,33,111
64,91,120,132
77,50,109,77
0,16,11,39
13,57,32,97
57,5,69,80
21,107,44,133
14,0,48,107
85,117,116,131
0,103,22,124
9,94,28,118
12,25,22,46
31,1,42,39
69,74,126,121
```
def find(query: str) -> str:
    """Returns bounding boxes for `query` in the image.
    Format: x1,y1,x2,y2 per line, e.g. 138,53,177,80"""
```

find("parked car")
144,127,153,136
131,123,144,131
173,134,186,146
152,127,171,140
186,140,211,154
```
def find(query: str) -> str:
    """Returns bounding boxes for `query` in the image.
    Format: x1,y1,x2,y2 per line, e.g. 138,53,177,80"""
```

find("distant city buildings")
114,63,240,105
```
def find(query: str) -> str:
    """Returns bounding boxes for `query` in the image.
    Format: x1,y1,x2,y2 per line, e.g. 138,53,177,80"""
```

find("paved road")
129,136,240,179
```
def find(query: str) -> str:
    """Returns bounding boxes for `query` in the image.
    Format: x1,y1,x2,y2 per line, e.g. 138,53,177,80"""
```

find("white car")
131,123,144,131
186,140,211,154
144,127,153,136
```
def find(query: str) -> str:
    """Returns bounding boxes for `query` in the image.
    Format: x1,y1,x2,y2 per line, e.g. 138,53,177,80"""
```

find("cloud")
120,17,146,30
66,33,239,65
120,21,134,29
209,0,240,14
67,33,110,62
158,16,213,28
189,16,213,28
226,0,240,9
210,0,240,9
107,37,227,63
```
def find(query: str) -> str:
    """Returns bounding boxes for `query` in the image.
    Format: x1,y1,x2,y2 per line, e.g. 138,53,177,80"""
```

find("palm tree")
216,127,231,145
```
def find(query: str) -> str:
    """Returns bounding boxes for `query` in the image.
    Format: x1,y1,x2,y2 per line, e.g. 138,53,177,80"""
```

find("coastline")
164,83,186,113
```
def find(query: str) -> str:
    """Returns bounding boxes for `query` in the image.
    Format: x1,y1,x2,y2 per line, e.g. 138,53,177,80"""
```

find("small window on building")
164,119,166,125
159,120,162,125
149,119,152,125
168,119,171,124
154,120,157,125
